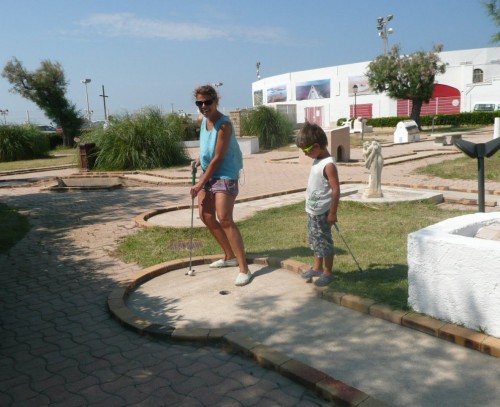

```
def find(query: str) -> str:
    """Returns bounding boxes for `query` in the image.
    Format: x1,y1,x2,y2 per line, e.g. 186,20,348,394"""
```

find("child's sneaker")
314,273,333,287
301,269,322,279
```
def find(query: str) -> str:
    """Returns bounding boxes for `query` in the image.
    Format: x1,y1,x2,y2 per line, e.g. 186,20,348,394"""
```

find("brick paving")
0,188,331,406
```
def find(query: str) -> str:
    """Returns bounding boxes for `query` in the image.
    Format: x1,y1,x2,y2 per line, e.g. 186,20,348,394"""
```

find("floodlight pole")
377,15,394,55
81,79,92,121
0,109,8,125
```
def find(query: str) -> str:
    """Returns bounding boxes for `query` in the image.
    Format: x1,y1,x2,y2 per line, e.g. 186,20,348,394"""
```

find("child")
296,122,340,287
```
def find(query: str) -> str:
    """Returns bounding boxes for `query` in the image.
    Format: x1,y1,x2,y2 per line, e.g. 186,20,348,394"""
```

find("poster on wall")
267,85,287,103
348,76,372,96
253,90,263,106
295,79,330,100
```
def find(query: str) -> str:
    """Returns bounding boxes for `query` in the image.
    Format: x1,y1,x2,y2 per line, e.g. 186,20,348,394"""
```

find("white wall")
252,47,500,125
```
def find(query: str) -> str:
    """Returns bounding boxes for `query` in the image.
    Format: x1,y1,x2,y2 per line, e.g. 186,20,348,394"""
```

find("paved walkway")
1,130,499,406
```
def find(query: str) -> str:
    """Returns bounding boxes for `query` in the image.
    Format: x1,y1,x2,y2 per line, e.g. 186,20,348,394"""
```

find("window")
473,69,483,83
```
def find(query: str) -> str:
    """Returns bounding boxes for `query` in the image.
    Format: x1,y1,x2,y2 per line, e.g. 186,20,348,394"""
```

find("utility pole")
99,85,109,120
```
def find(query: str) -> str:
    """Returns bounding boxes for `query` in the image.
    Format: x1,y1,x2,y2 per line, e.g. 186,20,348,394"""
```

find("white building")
251,47,500,127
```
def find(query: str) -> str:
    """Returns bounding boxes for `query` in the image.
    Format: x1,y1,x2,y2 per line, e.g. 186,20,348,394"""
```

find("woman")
190,84,251,286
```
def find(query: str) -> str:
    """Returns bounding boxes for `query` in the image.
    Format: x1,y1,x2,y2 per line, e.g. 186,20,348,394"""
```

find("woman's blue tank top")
199,115,243,180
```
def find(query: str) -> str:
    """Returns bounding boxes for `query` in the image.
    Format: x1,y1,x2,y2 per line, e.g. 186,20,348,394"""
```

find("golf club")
187,161,197,276
334,223,363,272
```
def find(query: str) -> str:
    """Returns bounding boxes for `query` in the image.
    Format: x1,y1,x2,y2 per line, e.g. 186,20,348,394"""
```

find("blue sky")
0,0,497,124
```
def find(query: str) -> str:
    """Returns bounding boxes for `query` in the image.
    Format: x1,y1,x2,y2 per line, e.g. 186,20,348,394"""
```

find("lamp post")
352,84,358,118
81,79,92,122
376,14,394,55
213,82,223,90
0,109,8,125
256,62,261,80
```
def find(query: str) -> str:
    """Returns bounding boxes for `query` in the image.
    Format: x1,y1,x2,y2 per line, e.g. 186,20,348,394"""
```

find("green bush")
0,125,50,162
48,133,63,149
241,105,294,149
80,107,191,171
166,113,199,141
365,111,500,128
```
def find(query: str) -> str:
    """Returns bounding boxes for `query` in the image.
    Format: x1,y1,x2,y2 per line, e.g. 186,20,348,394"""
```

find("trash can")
79,143,96,171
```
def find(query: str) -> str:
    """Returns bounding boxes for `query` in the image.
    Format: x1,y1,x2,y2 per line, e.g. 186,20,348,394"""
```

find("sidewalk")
1,129,499,406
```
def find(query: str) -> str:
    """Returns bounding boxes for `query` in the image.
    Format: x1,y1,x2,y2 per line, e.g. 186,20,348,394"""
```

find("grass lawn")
416,153,500,180
0,203,31,254
116,200,472,310
0,148,77,171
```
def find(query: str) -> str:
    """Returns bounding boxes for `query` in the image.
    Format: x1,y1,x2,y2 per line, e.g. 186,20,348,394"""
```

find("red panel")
397,96,460,116
432,84,460,98
350,103,373,118
397,84,461,116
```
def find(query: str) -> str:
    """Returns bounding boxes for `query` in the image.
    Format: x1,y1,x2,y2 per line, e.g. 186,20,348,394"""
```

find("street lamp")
0,109,8,125
81,79,92,122
377,14,394,55
213,82,223,89
256,62,261,80
352,84,358,118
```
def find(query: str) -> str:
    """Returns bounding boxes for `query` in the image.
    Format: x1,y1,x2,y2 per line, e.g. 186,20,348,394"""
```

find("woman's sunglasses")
195,99,214,107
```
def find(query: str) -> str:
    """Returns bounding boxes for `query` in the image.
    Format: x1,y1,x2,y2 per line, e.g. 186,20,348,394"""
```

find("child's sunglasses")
302,143,316,154
195,99,214,107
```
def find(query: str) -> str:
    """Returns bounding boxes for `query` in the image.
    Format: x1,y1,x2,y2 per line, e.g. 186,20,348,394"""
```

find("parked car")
80,121,105,131
36,125,57,133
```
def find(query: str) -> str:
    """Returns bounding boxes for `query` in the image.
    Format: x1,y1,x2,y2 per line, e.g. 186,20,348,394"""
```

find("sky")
0,0,498,125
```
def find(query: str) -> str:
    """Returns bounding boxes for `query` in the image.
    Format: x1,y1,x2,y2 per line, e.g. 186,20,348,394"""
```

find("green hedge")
359,111,500,128
0,125,50,162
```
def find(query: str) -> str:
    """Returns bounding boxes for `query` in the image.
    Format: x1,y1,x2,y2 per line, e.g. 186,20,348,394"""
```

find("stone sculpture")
363,140,384,198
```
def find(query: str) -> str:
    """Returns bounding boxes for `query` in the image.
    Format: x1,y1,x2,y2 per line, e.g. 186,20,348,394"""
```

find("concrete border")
107,255,500,406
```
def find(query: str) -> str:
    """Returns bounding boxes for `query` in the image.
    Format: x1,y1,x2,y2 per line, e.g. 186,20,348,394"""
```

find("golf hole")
219,290,230,295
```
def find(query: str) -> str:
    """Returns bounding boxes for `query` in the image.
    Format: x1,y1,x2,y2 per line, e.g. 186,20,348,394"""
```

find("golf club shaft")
189,161,197,271
334,223,363,272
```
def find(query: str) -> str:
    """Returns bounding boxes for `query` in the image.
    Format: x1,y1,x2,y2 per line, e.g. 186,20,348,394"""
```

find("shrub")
0,125,50,162
241,105,294,149
365,111,500,128
166,113,199,141
79,107,190,171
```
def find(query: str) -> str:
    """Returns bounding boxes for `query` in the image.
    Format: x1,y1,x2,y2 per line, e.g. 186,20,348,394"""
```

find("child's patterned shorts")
307,211,334,258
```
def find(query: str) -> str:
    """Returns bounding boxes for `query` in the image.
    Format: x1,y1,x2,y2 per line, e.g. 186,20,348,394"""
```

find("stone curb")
107,255,390,407
107,256,500,406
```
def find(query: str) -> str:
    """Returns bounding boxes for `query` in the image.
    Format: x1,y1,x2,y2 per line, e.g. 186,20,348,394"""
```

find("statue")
362,141,384,198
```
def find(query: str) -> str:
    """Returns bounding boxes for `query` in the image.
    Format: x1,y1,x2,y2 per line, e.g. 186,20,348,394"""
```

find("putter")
187,161,197,276
334,223,363,272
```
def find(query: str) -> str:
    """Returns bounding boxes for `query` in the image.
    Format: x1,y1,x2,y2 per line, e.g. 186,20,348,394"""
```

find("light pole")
0,109,8,124
81,79,92,122
377,14,394,55
352,84,358,118
256,62,261,80
213,82,223,90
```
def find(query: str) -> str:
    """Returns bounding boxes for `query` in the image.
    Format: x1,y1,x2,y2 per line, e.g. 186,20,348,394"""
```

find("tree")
485,0,500,42
365,45,446,129
2,58,83,146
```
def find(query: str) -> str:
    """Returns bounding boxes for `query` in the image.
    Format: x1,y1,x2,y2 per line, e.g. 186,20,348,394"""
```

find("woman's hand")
190,182,203,200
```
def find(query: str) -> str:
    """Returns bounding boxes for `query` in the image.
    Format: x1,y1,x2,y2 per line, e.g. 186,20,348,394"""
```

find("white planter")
408,213,500,337
236,136,259,155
